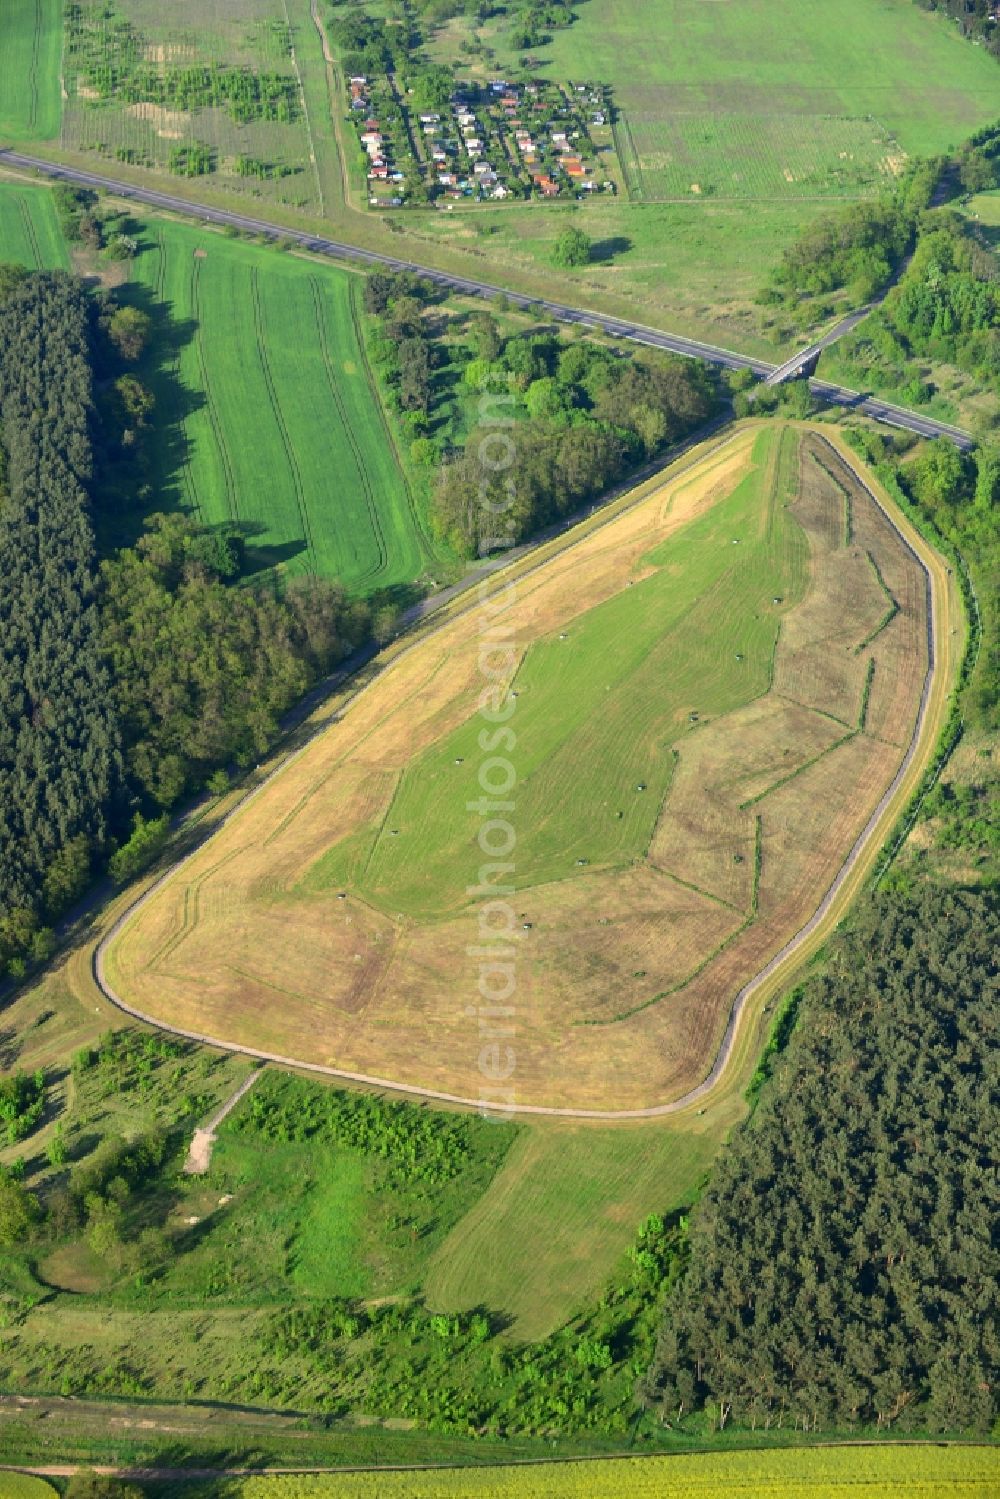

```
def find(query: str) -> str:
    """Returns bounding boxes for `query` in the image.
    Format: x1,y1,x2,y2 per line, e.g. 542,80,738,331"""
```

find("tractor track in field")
18,194,41,266
308,272,389,585
347,279,435,558
249,265,320,571
26,0,42,133
190,255,238,522
92,428,956,1122
5,1439,995,1484
153,229,200,518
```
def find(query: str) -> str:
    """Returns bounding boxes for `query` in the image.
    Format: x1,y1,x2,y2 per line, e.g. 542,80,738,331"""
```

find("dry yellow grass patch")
125,102,192,138
104,426,936,1110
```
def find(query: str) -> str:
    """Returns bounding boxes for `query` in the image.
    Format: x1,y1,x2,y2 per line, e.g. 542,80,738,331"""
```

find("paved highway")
0,148,975,448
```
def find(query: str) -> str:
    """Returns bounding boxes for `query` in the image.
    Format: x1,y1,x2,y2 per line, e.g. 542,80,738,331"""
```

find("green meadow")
541,0,1000,202
0,180,68,269
0,0,63,142
127,219,435,589
309,426,807,915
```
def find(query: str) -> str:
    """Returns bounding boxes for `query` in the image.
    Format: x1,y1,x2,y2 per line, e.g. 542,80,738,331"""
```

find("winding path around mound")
93,431,959,1121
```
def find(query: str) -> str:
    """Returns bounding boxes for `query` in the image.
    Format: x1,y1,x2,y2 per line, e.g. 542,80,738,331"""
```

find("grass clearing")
177,1443,1000,1496
393,192,820,359
123,216,433,588
0,0,63,142
104,423,937,1112
618,112,900,203
424,1120,718,1340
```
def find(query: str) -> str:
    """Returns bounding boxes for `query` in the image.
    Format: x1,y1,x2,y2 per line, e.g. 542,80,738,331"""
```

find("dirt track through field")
91,426,958,1120
182,1067,263,1174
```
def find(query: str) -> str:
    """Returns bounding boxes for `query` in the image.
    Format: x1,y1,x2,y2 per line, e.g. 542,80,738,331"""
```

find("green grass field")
0,0,63,142
308,426,806,913
424,1121,719,1340
128,219,434,589
400,197,818,356
540,0,1000,202
0,1477,58,1499
0,181,69,269
178,1444,1000,1496
963,188,1000,258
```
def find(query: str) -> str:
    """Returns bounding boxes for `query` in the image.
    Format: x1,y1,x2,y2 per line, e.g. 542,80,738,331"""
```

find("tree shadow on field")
92,243,206,558
0,1024,20,1069
589,235,633,264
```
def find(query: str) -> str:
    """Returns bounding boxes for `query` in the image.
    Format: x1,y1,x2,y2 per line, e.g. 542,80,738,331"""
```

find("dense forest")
832,126,1000,412
101,516,370,809
0,273,123,976
0,268,370,978
644,888,999,1434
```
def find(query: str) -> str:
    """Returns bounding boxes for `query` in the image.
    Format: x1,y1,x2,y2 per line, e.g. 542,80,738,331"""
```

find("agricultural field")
125,216,433,588
614,112,901,203
0,0,63,142
0,180,69,270
0,1479,57,1499
177,1444,1000,1497
61,0,324,214
103,423,945,1112
538,0,1000,203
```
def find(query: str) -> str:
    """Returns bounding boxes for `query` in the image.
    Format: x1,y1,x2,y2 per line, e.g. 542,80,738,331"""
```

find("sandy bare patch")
126,101,191,139
144,42,197,65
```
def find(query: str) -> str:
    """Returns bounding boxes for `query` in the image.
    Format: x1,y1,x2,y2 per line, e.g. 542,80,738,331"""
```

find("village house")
533,173,560,196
